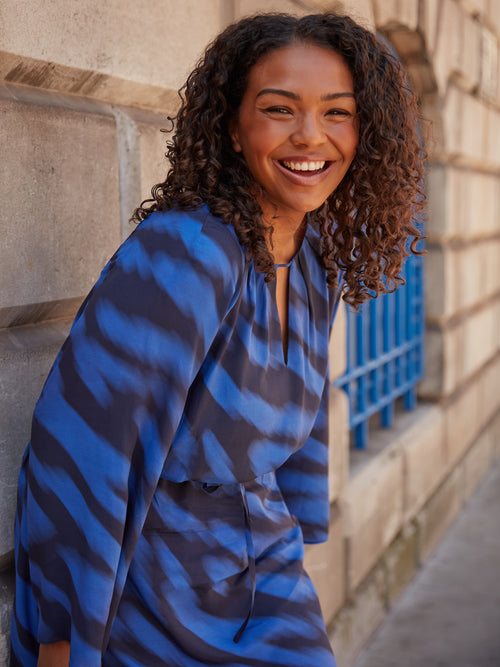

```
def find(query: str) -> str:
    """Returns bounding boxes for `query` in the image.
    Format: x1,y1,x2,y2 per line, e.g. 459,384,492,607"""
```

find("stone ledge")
0,51,181,114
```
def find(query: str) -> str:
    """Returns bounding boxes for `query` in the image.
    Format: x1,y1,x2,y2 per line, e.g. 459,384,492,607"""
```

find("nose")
291,113,326,148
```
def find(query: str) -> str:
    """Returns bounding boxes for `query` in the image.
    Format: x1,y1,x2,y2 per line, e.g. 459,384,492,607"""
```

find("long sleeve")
275,375,330,544
20,209,243,663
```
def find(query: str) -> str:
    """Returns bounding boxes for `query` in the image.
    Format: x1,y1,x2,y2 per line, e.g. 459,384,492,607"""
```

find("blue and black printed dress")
11,205,341,666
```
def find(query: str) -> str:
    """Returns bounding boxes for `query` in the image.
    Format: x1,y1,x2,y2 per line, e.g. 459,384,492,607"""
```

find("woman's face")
229,42,358,225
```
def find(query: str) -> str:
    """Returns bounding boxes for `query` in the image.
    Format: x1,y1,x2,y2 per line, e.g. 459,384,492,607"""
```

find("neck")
264,213,307,265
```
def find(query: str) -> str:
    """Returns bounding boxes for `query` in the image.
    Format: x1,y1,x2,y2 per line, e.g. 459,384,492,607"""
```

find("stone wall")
1,0,499,664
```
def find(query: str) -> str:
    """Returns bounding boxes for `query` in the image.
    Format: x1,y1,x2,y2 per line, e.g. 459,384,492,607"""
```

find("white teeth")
282,160,326,172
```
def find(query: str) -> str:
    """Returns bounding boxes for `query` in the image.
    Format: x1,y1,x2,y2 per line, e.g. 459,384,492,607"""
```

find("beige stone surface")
420,325,461,398
486,108,500,167
0,98,120,310
454,241,500,312
329,564,386,667
460,93,489,162
402,406,446,520
335,0,375,29
384,524,419,605
445,375,483,469
235,0,307,16
0,0,225,92
329,387,350,502
419,0,440,55
0,321,71,557
462,429,494,500
433,0,463,93
417,466,463,561
425,245,455,319
479,349,500,427
304,505,345,625
462,302,498,378
442,85,489,164
429,166,500,242
460,170,499,238
330,300,347,380
480,26,499,102
139,121,170,207
488,0,500,41
373,0,419,30
458,11,481,91
344,445,404,590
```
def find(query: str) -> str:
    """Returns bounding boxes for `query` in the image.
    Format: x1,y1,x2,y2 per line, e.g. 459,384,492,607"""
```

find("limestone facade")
1,1,499,664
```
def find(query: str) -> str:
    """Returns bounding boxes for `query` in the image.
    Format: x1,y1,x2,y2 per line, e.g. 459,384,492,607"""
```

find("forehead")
244,42,354,95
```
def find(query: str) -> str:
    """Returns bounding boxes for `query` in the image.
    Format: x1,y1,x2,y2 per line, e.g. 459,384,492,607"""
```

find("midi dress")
11,205,342,667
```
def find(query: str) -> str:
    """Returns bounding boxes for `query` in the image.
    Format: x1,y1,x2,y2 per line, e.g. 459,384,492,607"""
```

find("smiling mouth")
280,160,330,174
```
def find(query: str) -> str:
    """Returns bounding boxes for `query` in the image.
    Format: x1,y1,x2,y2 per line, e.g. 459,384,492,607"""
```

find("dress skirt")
104,472,337,666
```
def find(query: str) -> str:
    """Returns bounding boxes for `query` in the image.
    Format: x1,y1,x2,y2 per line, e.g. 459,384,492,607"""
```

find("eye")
262,106,292,115
326,108,353,119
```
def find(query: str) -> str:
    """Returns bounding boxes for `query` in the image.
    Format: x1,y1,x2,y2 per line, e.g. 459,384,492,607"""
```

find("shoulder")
108,206,245,311
126,206,244,274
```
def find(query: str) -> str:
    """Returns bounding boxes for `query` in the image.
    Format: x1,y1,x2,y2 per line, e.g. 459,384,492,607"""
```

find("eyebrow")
255,88,355,101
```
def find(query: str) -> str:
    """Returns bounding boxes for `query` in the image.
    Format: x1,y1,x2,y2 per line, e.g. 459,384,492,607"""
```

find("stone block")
463,302,498,380
0,98,120,311
479,350,500,428
383,524,419,606
328,387,350,502
0,0,225,93
402,405,446,520
461,171,499,238
433,0,462,92
488,1,500,51
426,165,469,242
460,93,488,162
417,466,463,561
454,242,500,313
328,564,386,667
420,324,462,399
373,0,419,30
462,429,494,500
0,567,15,666
425,245,455,319
445,375,482,469
304,504,345,626
0,320,71,558
480,26,499,102
419,0,441,55
486,108,500,168
344,445,403,590
461,0,488,17
330,300,347,381
334,0,376,30
458,12,482,91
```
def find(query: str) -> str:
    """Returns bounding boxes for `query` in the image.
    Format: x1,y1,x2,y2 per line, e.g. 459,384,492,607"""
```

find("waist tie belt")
233,482,256,643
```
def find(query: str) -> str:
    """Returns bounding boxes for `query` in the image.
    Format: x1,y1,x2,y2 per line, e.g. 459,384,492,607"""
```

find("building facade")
1,1,499,664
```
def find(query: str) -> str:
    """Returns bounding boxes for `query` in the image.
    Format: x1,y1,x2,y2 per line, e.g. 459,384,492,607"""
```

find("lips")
274,158,335,185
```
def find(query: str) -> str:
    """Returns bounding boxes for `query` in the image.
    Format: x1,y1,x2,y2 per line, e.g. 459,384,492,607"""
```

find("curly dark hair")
133,12,425,307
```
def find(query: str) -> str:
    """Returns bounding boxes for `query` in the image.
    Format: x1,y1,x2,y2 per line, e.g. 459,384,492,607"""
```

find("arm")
38,642,70,667
24,210,243,664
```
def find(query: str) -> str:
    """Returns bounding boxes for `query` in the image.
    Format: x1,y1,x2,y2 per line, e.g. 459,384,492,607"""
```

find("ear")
228,116,242,153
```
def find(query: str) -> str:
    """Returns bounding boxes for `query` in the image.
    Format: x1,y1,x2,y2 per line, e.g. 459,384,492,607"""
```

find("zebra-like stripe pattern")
11,206,341,666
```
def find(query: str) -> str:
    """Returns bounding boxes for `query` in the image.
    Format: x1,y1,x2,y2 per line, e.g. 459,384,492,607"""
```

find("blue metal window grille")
335,249,425,449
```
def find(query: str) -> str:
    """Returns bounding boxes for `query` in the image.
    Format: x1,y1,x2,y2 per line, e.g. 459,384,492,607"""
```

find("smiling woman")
229,44,358,239
11,12,425,667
